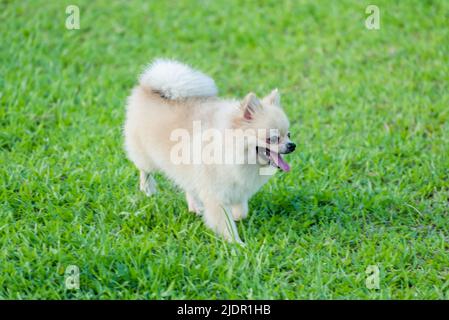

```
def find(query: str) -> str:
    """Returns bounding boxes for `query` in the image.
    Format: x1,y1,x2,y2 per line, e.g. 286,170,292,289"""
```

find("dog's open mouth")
256,147,290,172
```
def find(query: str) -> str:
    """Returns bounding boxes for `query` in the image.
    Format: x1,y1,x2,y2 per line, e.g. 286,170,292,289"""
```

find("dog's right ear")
241,92,262,120
263,88,281,107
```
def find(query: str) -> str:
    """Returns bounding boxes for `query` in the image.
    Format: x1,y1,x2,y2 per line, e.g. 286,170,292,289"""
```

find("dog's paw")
233,238,246,246
186,193,203,215
140,184,156,197
188,204,202,215
222,229,245,245
139,176,157,197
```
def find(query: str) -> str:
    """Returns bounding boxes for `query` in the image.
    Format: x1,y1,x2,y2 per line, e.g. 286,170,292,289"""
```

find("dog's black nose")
286,142,296,153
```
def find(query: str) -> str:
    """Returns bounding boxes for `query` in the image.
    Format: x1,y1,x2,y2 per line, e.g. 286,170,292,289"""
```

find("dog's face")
236,90,296,171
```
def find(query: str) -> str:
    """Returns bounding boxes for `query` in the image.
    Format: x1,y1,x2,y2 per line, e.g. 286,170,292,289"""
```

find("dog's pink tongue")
271,152,290,172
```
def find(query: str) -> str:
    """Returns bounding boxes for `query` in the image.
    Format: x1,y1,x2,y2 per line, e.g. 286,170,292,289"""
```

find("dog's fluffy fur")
124,59,294,243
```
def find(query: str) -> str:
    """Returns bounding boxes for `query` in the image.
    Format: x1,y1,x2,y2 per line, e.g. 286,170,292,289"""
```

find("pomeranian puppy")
124,59,295,243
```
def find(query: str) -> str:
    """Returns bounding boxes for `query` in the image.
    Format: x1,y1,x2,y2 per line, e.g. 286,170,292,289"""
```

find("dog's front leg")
231,201,248,221
202,198,243,244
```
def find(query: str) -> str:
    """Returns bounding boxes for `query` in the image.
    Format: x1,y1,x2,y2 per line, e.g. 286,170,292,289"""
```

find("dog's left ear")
241,92,263,120
262,88,281,107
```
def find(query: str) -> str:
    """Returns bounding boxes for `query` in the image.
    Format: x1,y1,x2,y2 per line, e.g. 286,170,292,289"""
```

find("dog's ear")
241,92,262,120
262,88,281,107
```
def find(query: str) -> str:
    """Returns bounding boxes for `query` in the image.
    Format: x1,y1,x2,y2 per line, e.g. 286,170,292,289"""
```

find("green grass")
1,0,449,299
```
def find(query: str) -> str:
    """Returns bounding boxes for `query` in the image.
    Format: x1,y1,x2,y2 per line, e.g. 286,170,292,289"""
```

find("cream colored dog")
124,59,295,243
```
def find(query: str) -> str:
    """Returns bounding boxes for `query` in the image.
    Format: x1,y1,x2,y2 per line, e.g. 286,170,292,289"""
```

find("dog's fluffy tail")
139,59,218,100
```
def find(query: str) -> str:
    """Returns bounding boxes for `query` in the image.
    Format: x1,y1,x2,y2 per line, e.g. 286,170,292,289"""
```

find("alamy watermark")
168,123,294,176
365,265,380,290
65,265,80,290
65,5,80,30
365,5,380,30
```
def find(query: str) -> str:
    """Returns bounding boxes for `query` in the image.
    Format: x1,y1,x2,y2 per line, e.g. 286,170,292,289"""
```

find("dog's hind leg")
125,133,157,196
139,170,157,196
202,198,243,244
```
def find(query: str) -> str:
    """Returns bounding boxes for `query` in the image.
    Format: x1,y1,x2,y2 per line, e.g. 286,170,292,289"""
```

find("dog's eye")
287,132,291,138
267,136,279,144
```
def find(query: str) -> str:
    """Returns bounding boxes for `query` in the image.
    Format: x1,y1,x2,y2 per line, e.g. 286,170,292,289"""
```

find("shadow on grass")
248,186,370,232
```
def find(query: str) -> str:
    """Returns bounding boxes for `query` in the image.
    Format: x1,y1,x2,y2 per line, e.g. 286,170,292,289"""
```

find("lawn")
1,0,448,299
